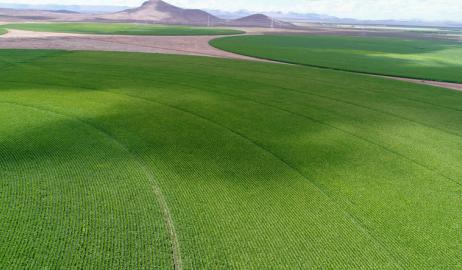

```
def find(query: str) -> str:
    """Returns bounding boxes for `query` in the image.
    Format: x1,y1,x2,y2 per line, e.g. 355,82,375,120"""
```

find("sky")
1,0,461,22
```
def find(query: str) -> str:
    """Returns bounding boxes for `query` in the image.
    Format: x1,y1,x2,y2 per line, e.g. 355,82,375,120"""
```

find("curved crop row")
0,101,173,269
1,50,462,269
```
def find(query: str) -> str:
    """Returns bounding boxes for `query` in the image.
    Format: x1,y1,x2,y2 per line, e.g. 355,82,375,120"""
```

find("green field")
0,28,6,35
211,35,462,83
1,50,462,269
3,22,244,36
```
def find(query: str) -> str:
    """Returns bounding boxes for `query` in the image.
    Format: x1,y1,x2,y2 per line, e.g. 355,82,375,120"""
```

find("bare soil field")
1,29,88,38
0,29,260,60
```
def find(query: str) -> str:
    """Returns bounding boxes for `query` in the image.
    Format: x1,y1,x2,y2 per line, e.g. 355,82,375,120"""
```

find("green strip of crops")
211,35,462,83
1,50,462,269
3,22,244,36
0,28,6,35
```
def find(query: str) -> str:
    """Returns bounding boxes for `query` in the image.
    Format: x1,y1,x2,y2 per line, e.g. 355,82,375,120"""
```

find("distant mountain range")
0,1,460,28
0,3,129,13
0,0,295,28
206,10,462,28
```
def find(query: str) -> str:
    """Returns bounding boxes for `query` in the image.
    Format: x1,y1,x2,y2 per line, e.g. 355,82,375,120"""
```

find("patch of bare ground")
1,29,89,38
0,29,266,61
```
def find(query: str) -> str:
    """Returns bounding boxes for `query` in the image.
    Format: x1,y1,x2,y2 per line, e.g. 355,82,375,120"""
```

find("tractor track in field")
1,29,461,91
5,51,462,190
3,43,462,267
0,100,183,270
13,63,458,267
1,63,430,267
75,85,406,268
5,54,462,190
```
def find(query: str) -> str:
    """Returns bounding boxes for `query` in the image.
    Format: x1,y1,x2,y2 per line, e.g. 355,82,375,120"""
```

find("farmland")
3,22,244,36
211,35,462,83
0,28,6,35
1,49,462,269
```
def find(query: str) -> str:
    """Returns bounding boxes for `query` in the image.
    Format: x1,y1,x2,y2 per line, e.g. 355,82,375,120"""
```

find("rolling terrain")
225,14,294,28
1,49,462,269
3,22,244,36
0,0,292,28
211,35,462,83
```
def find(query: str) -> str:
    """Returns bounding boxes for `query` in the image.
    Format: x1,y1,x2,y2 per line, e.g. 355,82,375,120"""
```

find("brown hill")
0,0,295,29
98,0,223,26
228,14,295,28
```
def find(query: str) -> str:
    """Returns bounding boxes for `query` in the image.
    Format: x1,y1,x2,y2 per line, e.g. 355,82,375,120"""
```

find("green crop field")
211,35,462,83
3,22,244,36
0,29,6,35
1,49,462,269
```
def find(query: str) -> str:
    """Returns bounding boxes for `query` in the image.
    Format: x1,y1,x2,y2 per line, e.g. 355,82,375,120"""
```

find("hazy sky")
2,0,461,22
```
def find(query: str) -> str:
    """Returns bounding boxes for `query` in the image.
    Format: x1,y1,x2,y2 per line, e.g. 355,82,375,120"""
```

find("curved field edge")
0,28,7,35
1,49,462,269
3,22,245,36
209,35,462,83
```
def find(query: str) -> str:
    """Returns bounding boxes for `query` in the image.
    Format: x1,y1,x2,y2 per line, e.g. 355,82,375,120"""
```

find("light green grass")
1,50,462,269
0,28,6,35
4,22,244,36
211,35,462,83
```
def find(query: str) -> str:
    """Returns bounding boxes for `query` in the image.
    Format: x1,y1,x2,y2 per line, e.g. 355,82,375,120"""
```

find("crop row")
1,50,461,269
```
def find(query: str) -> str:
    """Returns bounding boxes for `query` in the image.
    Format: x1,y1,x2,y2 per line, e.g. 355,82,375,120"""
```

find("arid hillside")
0,0,295,28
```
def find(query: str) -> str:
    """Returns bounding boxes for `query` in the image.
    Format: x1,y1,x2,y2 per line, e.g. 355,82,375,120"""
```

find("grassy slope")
211,35,462,83
1,50,462,269
3,22,244,36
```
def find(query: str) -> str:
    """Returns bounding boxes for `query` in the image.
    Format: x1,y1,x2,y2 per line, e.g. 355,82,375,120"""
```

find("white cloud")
1,0,461,22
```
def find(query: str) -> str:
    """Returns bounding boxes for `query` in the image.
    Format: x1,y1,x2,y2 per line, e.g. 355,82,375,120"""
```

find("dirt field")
1,28,461,91
0,29,262,60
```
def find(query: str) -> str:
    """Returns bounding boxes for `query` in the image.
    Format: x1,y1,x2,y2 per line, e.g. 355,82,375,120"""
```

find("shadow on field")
0,94,376,269
2,50,462,268
0,101,175,269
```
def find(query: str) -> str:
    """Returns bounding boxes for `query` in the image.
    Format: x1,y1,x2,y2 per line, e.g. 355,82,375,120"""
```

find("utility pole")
207,14,211,27
271,17,274,29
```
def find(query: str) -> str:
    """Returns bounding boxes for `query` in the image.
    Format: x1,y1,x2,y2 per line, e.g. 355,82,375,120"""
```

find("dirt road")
382,76,462,91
